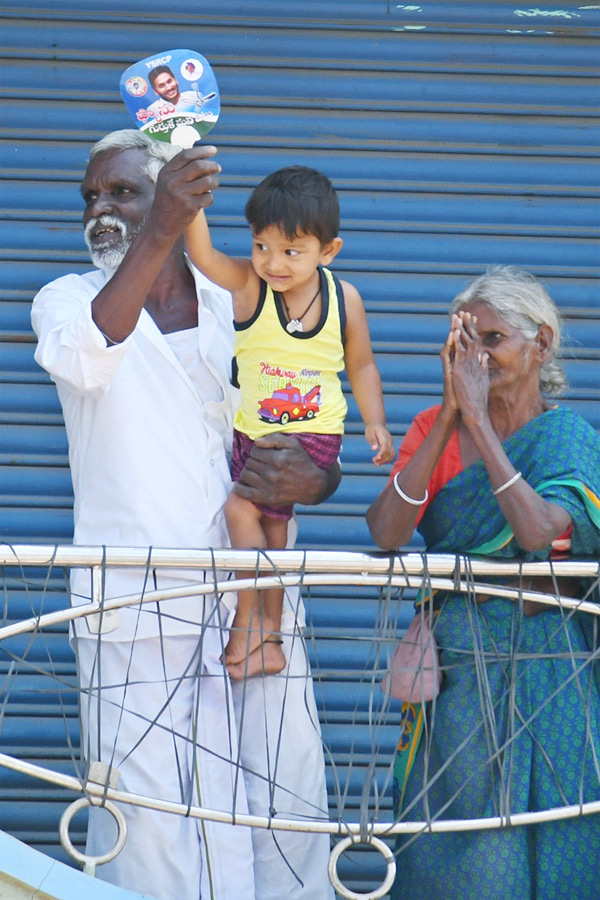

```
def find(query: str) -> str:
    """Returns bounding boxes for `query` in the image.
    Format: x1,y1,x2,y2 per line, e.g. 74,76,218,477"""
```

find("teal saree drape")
391,407,600,900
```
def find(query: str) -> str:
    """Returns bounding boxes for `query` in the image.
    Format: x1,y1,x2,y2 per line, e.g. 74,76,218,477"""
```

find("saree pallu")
391,407,600,900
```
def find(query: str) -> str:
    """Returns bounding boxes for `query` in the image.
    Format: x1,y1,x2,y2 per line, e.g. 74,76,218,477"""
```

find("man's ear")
320,237,343,266
536,324,554,361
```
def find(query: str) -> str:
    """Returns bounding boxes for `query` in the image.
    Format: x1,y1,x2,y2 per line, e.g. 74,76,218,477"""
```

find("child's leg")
257,514,289,631
224,491,288,678
227,513,288,680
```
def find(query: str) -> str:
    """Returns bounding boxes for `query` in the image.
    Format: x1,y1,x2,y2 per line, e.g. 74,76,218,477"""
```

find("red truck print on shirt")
258,383,321,425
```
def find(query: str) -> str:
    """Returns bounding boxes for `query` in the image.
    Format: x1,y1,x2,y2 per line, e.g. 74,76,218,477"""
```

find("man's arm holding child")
236,433,341,507
342,281,394,465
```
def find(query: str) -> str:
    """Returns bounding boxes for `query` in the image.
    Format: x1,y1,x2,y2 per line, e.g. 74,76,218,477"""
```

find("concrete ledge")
0,830,151,900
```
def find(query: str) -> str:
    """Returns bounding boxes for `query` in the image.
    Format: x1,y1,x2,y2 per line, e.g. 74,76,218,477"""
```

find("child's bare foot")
224,624,267,667
226,637,286,681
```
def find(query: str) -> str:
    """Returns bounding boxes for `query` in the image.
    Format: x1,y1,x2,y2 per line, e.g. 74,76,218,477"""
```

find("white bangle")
492,471,522,496
393,472,428,506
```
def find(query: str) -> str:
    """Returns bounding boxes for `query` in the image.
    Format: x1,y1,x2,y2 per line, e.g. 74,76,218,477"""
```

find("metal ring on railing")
59,796,127,876
328,835,396,900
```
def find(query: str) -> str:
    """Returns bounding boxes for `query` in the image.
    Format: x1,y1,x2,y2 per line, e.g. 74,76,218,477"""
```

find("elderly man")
31,130,336,900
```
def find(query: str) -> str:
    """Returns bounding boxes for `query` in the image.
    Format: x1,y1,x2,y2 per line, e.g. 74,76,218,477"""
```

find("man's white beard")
84,215,141,270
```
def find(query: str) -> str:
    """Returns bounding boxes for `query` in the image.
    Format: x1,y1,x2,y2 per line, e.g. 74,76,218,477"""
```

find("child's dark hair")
245,166,339,245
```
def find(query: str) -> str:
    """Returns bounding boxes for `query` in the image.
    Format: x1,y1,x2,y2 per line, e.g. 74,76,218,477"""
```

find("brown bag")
382,610,442,702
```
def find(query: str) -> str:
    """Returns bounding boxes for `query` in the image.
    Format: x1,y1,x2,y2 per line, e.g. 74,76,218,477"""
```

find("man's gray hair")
88,129,181,183
450,265,567,397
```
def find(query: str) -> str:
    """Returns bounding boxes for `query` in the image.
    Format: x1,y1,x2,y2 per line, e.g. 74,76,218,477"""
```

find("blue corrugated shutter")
1,1,599,893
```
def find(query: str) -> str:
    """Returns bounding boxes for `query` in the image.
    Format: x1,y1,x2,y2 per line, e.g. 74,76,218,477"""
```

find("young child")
186,163,394,679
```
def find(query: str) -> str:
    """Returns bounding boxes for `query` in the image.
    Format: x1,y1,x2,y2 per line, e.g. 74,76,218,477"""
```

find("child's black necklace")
281,285,320,334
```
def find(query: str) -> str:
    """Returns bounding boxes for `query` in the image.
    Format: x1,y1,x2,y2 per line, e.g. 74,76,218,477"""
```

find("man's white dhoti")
77,629,256,900
233,601,335,900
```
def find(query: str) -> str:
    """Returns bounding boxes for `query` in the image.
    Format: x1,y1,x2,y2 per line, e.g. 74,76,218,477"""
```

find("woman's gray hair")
450,265,568,397
88,129,181,183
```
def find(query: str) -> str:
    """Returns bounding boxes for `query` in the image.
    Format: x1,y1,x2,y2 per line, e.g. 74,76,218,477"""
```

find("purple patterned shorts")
230,428,342,520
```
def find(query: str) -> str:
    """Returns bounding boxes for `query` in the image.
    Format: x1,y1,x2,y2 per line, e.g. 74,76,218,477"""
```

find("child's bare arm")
186,209,253,294
342,281,395,465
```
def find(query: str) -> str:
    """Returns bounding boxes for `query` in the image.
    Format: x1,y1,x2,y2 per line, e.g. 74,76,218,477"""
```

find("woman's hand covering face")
448,310,490,417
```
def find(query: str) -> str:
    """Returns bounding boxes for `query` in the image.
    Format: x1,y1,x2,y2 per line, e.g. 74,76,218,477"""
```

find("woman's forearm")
465,414,571,550
367,407,458,550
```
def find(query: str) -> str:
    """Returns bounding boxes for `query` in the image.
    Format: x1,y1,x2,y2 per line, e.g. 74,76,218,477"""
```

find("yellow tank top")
233,266,347,440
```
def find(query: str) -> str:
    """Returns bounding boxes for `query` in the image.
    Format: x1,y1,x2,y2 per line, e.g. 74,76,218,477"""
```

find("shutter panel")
1,2,598,892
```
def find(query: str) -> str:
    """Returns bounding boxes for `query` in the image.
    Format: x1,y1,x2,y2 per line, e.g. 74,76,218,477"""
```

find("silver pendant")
286,319,303,334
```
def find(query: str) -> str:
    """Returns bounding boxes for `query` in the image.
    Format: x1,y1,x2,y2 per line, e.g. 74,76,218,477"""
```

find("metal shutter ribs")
1,3,598,894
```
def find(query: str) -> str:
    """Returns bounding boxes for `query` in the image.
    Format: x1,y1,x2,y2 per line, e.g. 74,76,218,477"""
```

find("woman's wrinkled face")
456,300,541,395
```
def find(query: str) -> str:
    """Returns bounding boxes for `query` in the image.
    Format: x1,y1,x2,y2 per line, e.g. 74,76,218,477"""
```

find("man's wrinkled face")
81,148,156,269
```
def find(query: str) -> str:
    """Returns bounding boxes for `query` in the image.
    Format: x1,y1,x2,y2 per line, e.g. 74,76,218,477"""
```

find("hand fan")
120,49,220,148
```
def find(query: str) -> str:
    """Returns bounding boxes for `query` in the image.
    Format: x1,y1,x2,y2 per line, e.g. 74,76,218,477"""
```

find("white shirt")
31,263,240,640
164,326,223,404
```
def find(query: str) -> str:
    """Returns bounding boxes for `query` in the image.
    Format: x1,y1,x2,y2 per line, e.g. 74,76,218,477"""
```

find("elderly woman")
367,267,600,899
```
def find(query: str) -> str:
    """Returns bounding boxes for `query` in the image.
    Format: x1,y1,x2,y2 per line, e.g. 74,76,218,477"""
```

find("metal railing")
1,545,599,900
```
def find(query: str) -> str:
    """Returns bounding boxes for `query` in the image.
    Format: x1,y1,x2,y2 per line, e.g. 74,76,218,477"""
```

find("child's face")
251,224,341,293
